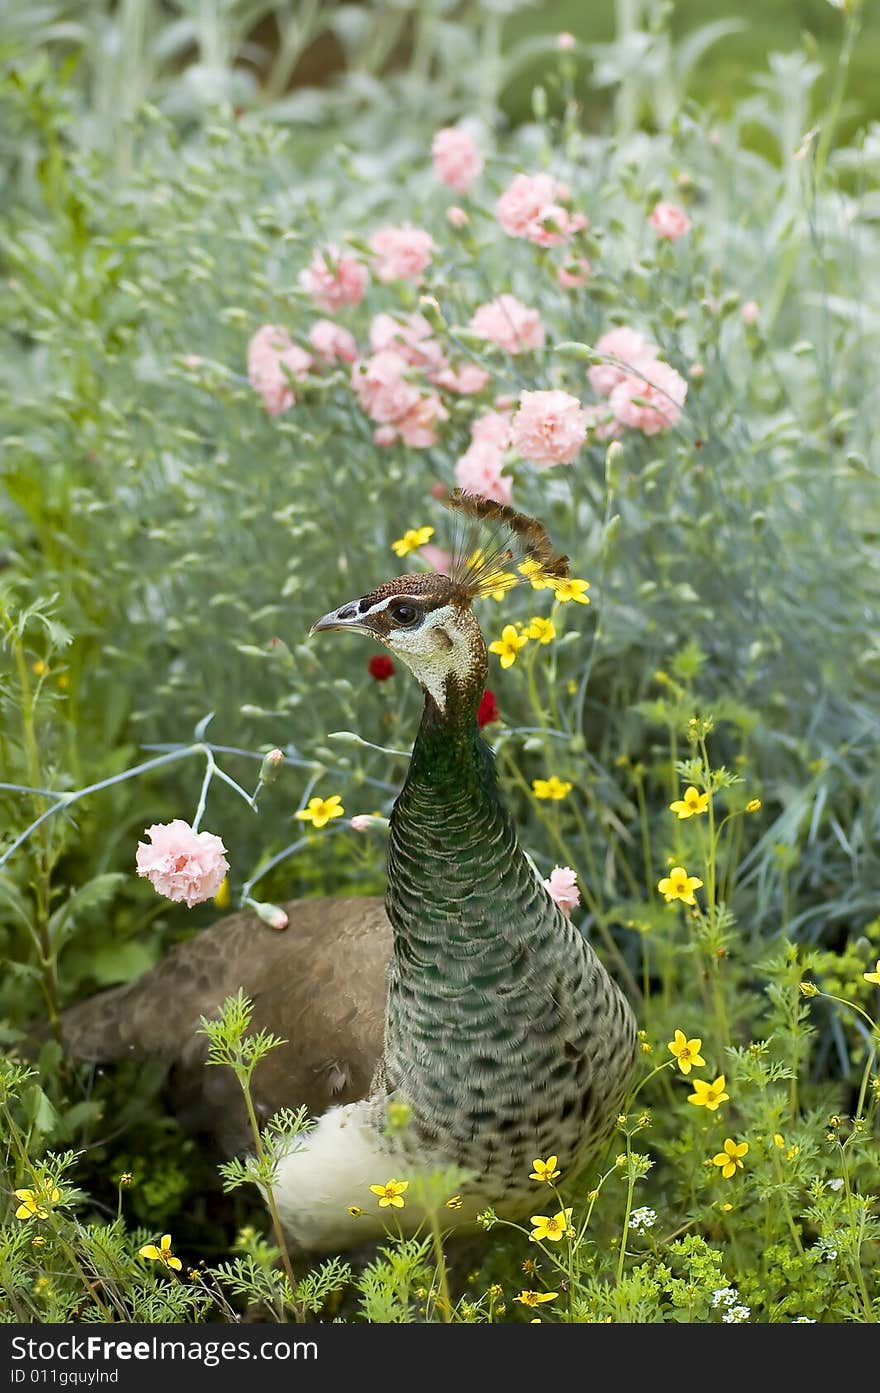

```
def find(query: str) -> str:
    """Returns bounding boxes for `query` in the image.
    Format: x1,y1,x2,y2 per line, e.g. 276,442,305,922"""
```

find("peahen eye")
389,602,419,627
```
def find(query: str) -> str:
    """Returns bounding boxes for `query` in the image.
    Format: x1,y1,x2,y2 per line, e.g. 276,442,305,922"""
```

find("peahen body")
60,497,637,1252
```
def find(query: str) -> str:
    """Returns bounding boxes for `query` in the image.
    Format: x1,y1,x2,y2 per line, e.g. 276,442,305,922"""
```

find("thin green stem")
616,1135,636,1285
240,1076,301,1322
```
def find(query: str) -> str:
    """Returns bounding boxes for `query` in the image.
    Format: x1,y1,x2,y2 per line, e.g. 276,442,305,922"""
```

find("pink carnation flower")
583,403,624,441
496,172,587,247
308,319,358,364
648,201,692,241
298,246,368,312
558,257,592,289
431,362,492,395
351,350,420,424
543,865,580,917
741,299,760,325
419,543,453,575
369,312,446,374
455,443,513,506
369,312,489,396
454,410,513,505
587,327,658,398
370,225,435,283
373,425,398,447
609,360,688,436
511,389,588,468
469,294,546,354
396,393,449,448
136,819,229,908
247,325,313,416
431,127,483,194
471,409,512,450
447,206,469,228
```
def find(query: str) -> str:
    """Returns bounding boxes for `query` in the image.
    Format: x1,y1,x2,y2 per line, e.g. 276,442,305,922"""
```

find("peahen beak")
309,602,369,637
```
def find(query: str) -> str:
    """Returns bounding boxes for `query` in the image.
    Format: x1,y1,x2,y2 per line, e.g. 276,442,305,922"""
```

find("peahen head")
309,492,569,717
310,570,484,714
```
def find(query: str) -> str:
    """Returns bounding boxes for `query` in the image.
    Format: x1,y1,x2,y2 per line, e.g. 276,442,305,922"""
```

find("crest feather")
444,489,569,601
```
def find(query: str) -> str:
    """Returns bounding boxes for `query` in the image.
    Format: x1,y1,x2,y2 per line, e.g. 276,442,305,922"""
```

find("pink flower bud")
259,749,285,784
431,127,483,194
252,901,289,931
648,201,692,241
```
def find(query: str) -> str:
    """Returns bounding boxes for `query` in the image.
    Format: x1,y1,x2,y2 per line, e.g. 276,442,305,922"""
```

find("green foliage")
1,0,878,1327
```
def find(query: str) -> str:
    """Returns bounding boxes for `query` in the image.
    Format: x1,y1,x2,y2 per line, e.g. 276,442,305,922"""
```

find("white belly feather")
272,1102,404,1252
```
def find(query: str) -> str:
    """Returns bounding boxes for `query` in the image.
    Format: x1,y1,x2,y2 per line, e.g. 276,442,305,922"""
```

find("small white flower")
711,1286,738,1308
722,1304,751,1323
816,1237,839,1262
827,1178,844,1191
792,1317,817,1323
628,1206,657,1232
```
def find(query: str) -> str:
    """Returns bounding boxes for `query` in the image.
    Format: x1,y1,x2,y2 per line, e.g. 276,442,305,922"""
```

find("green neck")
386,673,514,946
380,661,637,1185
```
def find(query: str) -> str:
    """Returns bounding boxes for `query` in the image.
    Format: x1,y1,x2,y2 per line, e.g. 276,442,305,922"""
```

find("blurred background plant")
1,0,878,1323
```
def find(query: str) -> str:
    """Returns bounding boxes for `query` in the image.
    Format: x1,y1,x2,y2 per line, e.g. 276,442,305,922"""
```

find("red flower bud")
477,689,499,728
368,655,396,681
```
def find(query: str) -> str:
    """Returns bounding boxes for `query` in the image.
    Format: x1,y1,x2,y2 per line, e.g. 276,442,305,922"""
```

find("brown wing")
60,896,391,1154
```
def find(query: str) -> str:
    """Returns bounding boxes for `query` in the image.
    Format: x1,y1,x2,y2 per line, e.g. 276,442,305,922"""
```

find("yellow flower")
668,786,709,819
548,576,590,605
712,1138,749,1179
773,1133,785,1149
14,1188,60,1221
532,775,573,801
488,624,529,669
446,1195,463,1211
688,1075,729,1111
526,616,556,644
138,1234,182,1270
392,526,435,557
32,659,49,677
369,1178,409,1209
347,1206,363,1218
863,960,880,986
529,1209,573,1243
657,865,704,905
213,876,230,909
798,981,820,997
295,793,345,829
666,1029,706,1076
746,798,762,813
518,559,555,590
529,1156,561,1183
515,1290,558,1307
486,571,518,601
